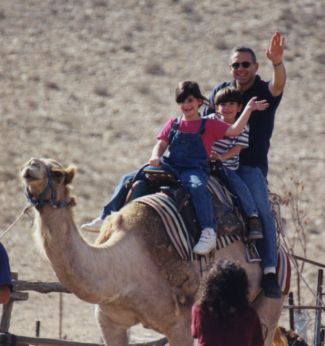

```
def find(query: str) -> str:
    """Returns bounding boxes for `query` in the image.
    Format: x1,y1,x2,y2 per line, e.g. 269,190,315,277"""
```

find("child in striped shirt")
211,87,263,240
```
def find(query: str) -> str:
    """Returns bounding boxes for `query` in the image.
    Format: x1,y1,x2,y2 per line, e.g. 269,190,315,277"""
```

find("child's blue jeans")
237,165,277,269
222,167,259,217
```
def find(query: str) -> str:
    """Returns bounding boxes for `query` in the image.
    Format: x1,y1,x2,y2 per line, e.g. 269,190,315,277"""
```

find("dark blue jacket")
0,243,12,290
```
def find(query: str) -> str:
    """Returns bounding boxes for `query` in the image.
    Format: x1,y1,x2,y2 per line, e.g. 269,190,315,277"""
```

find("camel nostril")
22,168,34,180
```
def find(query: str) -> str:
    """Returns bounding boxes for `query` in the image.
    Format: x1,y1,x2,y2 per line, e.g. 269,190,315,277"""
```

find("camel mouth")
21,170,40,182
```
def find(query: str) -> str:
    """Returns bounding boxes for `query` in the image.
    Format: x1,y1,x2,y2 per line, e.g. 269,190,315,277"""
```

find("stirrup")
245,242,261,262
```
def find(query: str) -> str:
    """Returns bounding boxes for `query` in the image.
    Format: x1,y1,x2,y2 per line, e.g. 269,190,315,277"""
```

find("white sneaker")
81,217,104,232
193,228,216,255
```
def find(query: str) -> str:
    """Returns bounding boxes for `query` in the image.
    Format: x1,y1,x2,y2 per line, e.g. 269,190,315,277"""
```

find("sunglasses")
231,61,252,69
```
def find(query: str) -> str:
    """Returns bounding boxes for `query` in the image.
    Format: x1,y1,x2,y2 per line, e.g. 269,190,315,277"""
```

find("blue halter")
24,167,71,209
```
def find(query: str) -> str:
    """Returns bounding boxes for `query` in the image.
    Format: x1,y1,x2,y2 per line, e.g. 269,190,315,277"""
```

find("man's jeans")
237,165,277,269
222,167,258,217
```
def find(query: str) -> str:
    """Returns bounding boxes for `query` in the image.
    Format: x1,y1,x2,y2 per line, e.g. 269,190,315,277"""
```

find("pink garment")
191,303,264,346
158,117,230,156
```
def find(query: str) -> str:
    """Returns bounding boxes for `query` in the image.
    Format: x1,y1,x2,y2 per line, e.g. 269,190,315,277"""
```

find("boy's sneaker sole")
81,218,104,232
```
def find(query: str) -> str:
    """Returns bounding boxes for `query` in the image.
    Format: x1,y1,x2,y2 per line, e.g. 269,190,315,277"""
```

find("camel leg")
252,293,286,346
165,317,194,346
95,306,128,346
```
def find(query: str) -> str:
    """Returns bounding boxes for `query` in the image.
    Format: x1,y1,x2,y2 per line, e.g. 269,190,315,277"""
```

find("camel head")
20,158,76,209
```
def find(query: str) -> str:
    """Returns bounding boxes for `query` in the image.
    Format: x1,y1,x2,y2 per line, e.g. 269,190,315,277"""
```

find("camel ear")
51,168,65,182
64,165,76,185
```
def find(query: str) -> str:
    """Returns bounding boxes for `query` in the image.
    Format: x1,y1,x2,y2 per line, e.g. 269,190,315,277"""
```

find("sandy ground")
0,0,324,344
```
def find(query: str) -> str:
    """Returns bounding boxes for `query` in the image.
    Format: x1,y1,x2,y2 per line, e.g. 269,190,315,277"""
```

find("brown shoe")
247,216,264,240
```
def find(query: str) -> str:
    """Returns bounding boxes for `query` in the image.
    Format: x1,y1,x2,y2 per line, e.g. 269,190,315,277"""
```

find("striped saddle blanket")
135,188,291,295
135,190,241,261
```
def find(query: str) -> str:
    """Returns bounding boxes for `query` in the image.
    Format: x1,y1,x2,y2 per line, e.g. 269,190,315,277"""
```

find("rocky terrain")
0,0,324,343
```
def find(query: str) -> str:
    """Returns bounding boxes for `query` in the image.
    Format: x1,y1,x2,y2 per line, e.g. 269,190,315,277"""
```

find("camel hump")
95,213,124,245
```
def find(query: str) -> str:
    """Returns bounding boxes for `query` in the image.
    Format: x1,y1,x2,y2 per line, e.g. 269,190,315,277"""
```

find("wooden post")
0,273,29,333
288,291,295,331
0,290,29,331
313,269,323,346
36,320,41,337
0,301,14,333
59,292,63,339
320,328,324,346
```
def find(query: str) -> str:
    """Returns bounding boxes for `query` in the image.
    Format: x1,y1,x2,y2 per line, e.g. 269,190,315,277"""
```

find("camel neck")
37,207,122,304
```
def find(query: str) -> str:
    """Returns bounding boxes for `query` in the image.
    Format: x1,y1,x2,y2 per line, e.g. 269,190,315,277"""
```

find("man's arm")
266,32,286,97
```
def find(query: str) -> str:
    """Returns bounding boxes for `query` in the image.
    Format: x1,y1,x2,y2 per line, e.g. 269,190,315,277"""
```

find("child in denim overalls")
149,81,268,254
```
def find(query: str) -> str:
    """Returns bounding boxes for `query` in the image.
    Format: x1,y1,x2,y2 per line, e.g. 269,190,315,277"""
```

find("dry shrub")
277,168,310,305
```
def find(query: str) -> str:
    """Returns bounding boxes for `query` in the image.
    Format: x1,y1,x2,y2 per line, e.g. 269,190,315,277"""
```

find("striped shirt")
212,125,249,170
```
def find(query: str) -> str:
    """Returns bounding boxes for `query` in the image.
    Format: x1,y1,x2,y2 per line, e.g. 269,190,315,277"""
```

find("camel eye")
31,161,41,168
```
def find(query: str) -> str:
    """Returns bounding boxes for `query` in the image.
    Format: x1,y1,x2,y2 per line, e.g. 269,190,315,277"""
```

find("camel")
20,157,287,346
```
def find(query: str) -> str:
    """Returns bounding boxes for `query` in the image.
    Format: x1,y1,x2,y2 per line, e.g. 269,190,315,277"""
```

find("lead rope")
0,204,33,239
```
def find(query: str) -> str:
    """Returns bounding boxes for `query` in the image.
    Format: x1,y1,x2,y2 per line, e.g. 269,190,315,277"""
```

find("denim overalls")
162,118,216,231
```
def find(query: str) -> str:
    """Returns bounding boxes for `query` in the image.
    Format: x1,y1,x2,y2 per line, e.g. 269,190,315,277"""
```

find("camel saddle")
124,166,245,243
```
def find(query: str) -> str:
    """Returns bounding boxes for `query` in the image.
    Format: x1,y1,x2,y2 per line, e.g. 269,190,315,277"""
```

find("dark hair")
197,260,249,319
214,87,242,106
175,81,208,104
230,46,257,64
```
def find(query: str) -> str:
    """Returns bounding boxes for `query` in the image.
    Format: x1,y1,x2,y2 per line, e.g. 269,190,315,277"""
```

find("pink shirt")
158,116,230,156
191,303,264,346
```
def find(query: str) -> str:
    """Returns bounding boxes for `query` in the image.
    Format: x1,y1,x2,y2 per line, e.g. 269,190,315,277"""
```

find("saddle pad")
135,193,193,260
134,193,291,294
207,175,234,209
135,193,242,261
216,234,241,250
277,245,291,295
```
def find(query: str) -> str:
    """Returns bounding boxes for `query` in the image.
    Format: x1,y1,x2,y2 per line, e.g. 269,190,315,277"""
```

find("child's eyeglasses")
231,61,252,69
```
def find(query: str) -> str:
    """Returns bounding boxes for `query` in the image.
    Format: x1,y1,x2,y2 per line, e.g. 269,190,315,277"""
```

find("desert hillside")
0,0,324,343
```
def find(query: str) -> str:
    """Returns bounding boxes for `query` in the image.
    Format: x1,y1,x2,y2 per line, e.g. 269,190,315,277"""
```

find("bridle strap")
25,168,71,209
